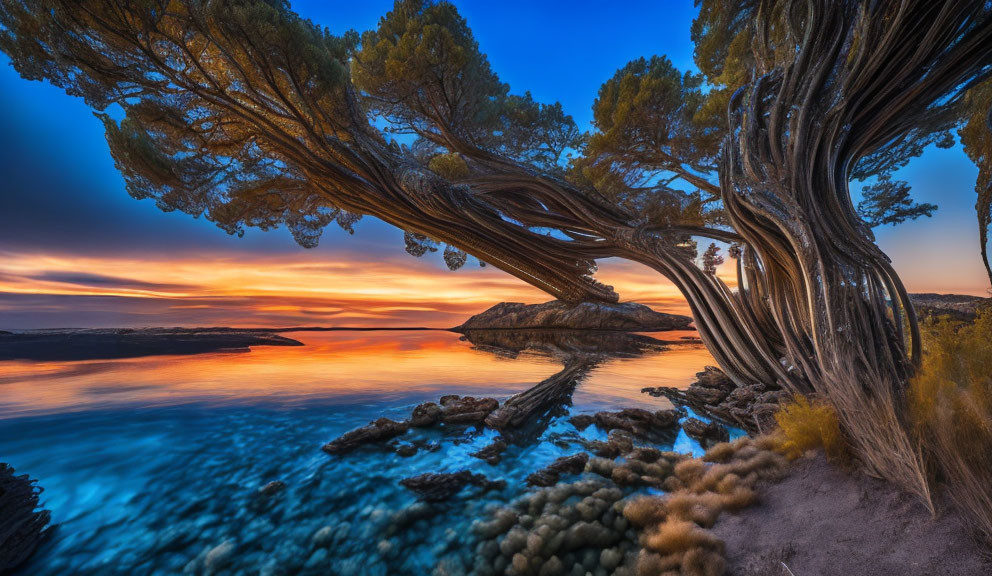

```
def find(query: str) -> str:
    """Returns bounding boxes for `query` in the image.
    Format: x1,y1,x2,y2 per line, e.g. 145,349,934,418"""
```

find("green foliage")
427,152,470,180
958,78,992,283
857,174,937,227
688,0,966,231
0,0,361,248
353,0,580,172
352,0,505,139
572,55,724,232
701,243,724,276
585,55,719,181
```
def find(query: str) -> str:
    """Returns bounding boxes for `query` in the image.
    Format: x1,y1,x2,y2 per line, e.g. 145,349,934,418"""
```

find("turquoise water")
0,330,738,575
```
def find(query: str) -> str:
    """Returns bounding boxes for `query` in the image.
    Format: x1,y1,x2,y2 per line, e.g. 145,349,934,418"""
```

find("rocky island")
452,300,693,332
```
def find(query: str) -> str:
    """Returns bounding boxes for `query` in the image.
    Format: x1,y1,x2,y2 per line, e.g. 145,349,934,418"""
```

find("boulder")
471,439,508,465
438,395,499,424
453,300,692,332
409,402,442,427
321,418,409,455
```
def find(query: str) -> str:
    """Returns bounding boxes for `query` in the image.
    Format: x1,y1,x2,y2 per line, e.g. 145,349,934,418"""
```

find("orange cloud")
0,249,699,328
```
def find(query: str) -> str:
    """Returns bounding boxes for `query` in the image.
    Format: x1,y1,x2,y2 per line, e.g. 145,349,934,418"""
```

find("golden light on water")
0,331,713,418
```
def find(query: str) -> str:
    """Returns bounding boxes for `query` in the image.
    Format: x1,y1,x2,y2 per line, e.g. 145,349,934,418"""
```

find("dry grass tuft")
909,309,992,546
818,362,933,512
774,394,847,461
682,546,727,576
700,439,743,463
643,519,723,555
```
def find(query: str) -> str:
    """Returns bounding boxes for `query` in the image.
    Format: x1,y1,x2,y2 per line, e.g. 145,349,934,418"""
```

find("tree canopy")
1,0,990,389
3,0,992,527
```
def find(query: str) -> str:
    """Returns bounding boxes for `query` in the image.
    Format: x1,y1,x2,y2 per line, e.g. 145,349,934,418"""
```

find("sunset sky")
1,0,989,329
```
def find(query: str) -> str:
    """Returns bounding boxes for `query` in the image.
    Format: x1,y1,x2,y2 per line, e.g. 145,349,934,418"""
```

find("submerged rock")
452,300,692,332
471,439,508,465
682,417,729,445
585,430,635,459
257,480,286,497
400,471,505,502
393,443,418,457
588,448,687,489
322,418,409,455
526,453,590,487
570,407,684,440
202,539,236,575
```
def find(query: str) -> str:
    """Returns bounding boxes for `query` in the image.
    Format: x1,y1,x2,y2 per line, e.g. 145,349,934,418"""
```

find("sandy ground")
712,454,991,576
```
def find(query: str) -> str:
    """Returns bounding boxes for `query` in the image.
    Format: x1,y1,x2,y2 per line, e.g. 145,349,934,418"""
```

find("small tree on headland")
2,0,991,502
701,244,723,276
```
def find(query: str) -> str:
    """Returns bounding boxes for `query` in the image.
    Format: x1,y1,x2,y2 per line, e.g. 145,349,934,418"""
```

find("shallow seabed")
0,330,738,575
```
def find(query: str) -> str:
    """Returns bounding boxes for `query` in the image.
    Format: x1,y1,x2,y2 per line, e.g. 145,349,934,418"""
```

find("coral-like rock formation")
585,430,636,459
471,478,639,576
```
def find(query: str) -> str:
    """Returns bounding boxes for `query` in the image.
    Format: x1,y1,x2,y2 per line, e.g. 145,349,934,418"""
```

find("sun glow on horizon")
0,249,701,329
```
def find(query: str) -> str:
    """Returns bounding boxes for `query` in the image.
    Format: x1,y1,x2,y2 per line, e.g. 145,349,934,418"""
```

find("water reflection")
0,330,711,418
0,329,722,575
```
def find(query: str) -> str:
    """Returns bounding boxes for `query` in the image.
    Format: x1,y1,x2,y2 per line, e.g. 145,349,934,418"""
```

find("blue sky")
0,1,988,328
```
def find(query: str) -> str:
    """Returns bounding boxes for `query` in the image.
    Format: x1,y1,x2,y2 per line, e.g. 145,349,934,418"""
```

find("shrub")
774,394,848,461
909,309,992,546
427,152,470,179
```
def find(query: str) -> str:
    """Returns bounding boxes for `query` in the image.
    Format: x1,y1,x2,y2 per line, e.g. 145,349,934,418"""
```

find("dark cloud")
0,292,475,330
29,271,192,292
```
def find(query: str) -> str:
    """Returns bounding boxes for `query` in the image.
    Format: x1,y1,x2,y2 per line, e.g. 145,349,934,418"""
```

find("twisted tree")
2,0,991,496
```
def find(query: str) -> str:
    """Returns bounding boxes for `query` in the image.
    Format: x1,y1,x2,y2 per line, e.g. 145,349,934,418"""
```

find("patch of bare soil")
712,454,990,576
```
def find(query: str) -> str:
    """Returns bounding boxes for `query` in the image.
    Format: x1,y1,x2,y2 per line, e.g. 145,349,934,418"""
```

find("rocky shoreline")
642,366,789,435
